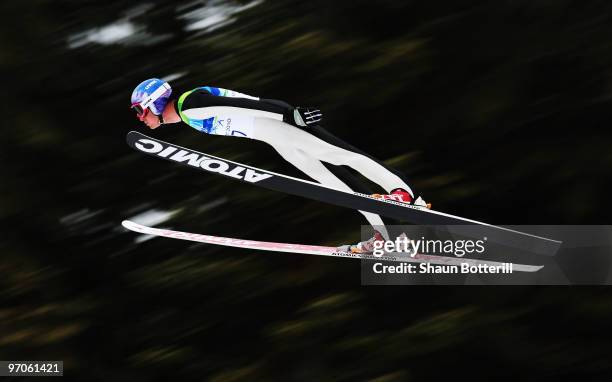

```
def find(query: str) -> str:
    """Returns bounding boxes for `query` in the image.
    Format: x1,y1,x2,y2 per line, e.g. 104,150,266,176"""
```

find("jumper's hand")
294,107,323,126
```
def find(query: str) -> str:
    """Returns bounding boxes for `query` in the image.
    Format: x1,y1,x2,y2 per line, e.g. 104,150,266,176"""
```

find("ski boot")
372,188,432,209
349,230,385,254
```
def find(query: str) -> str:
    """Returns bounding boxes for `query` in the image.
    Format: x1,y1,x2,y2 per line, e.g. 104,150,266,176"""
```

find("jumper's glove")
293,107,323,127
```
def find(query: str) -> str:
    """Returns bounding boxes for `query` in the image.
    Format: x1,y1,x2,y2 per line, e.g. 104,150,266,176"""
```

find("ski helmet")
131,78,172,116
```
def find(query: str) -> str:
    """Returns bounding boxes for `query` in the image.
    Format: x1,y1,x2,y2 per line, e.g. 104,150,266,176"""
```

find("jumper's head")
130,78,172,129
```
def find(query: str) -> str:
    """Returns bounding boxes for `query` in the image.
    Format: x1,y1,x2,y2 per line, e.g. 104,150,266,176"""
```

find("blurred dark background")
1,0,612,380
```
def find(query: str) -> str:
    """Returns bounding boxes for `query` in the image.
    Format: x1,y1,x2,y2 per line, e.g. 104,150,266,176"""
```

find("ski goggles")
131,103,149,121
131,103,146,116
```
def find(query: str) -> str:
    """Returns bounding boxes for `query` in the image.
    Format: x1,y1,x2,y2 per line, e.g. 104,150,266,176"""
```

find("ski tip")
122,220,149,235
126,130,140,144
121,220,139,231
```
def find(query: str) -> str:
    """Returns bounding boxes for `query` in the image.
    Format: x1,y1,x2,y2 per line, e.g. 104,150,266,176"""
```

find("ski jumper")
176,86,415,236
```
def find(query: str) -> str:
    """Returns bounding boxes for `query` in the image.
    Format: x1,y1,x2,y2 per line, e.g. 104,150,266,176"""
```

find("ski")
122,220,544,273
126,131,562,255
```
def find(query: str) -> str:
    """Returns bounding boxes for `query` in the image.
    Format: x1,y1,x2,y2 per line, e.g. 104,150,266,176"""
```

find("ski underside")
122,220,543,273
126,131,562,256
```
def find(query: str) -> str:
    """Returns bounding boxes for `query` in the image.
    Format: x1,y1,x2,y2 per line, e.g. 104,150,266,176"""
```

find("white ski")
121,220,543,272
